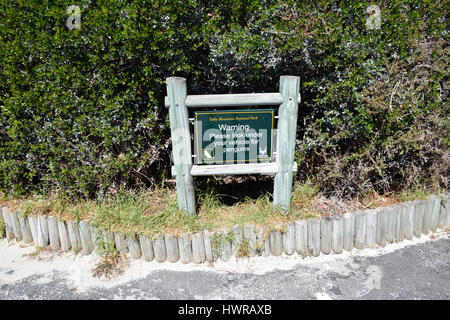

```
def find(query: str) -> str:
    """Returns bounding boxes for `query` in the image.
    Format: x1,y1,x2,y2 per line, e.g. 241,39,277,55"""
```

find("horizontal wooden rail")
164,92,301,108
171,162,298,177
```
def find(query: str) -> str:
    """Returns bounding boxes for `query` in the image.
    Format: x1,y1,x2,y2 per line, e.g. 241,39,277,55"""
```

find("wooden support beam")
273,76,300,213
171,162,297,177
166,77,196,215
164,92,301,108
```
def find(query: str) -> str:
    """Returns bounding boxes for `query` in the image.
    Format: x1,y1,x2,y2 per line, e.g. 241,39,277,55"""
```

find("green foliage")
0,0,448,198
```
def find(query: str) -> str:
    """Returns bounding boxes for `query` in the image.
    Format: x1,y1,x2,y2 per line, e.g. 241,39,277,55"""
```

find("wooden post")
257,227,270,257
332,216,344,254
243,225,257,257
67,220,82,254
231,225,243,254
153,235,167,263
48,216,61,251
307,218,320,257
354,210,367,249
37,215,49,247
178,233,193,263
343,212,355,251
79,220,93,255
413,200,425,237
270,230,283,256
166,77,196,215
294,220,308,256
18,215,33,244
402,202,415,240
192,232,206,264
282,222,295,255
320,217,332,254
139,234,155,262
128,235,142,260
2,207,14,241
165,234,180,263
376,207,387,247
203,230,215,262
365,209,377,248
58,220,71,252
10,211,23,242
273,76,300,213
114,231,129,254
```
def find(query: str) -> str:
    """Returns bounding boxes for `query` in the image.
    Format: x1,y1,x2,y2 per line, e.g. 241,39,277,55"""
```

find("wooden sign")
194,109,274,164
165,76,301,215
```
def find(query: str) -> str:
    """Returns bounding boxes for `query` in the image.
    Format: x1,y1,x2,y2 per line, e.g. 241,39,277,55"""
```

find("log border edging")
0,195,449,264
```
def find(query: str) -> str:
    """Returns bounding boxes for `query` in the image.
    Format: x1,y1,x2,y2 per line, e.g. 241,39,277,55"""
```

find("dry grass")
0,179,442,239
92,253,129,279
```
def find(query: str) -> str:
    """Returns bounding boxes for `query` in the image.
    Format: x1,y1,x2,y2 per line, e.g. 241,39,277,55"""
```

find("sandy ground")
0,229,449,299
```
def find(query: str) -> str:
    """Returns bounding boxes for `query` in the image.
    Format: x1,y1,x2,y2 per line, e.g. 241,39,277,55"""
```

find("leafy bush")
0,0,448,198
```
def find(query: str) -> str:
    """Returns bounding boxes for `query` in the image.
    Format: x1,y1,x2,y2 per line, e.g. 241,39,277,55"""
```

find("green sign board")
194,109,274,164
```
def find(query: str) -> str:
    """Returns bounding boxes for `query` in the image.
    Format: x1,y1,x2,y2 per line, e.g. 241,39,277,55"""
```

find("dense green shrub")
0,0,448,198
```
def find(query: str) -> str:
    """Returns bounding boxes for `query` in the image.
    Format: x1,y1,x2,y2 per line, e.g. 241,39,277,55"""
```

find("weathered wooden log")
320,217,332,254
394,205,404,242
402,202,415,240
244,225,257,257
269,229,283,256
210,231,220,261
37,215,49,247
429,195,441,232
192,232,206,263
332,216,344,254
294,220,307,256
139,234,154,262
307,218,320,257
422,199,433,235
128,234,142,259
343,212,355,251
2,207,14,240
376,207,387,247
365,209,377,248
438,195,449,228
446,196,450,227
153,235,167,263
79,220,94,255
273,76,301,213
354,211,366,250
67,220,82,253
231,225,243,255
386,206,398,243
173,162,298,177
47,216,61,251
28,216,38,244
90,225,101,254
178,233,193,263
114,231,129,254
102,230,115,245
413,200,425,238
202,230,215,262
243,225,257,257
164,234,179,263
164,92,302,108
57,220,71,252
256,227,270,257
282,222,295,256
0,209,4,239
166,77,196,214
218,231,232,261
10,211,23,242
18,214,33,244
